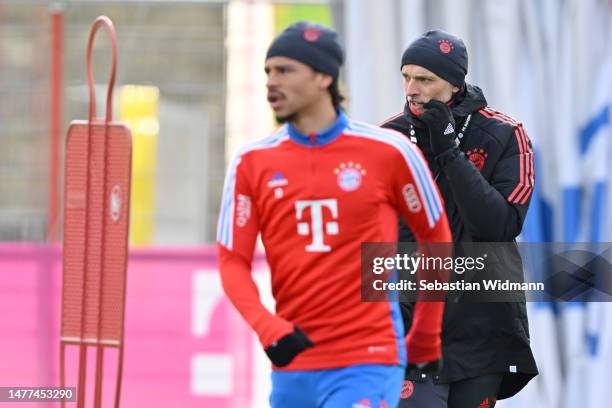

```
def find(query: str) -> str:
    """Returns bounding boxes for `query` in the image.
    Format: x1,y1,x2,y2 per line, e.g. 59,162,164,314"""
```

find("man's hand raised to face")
420,100,457,156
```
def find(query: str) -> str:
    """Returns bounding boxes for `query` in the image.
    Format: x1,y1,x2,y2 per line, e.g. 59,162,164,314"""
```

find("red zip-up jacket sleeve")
386,131,452,364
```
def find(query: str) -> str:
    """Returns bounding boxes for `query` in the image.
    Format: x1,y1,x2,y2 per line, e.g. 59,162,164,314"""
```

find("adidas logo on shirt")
443,123,454,135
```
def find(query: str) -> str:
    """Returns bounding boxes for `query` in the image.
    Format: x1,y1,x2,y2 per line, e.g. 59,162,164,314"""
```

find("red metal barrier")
61,16,132,408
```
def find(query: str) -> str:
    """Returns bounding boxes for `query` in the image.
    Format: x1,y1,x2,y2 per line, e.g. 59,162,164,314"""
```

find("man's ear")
318,73,333,90
452,85,460,93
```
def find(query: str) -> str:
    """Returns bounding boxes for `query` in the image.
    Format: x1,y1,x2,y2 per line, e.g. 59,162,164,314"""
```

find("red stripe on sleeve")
478,109,534,205
514,125,534,204
495,111,520,126
479,108,493,118
508,127,526,203
518,126,535,204
379,111,404,126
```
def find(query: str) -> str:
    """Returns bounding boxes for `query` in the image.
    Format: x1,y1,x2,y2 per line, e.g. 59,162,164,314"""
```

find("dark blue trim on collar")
287,109,348,147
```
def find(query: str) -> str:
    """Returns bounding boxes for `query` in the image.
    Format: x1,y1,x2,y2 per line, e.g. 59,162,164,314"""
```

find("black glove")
265,325,314,367
405,357,443,381
420,100,457,156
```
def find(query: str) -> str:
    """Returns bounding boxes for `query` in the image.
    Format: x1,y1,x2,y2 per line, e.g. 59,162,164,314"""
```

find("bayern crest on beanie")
401,29,468,87
266,21,344,80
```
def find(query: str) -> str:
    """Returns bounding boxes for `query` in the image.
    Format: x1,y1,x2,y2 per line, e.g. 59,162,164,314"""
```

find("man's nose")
266,72,278,88
404,79,418,96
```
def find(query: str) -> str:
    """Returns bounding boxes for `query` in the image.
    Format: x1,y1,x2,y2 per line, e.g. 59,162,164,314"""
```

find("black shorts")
398,372,504,408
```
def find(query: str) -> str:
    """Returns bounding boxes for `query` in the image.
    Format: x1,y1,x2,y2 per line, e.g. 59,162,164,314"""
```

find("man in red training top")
217,21,452,408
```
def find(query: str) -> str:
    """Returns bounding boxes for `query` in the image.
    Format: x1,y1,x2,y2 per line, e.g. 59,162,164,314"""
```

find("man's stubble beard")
275,112,296,124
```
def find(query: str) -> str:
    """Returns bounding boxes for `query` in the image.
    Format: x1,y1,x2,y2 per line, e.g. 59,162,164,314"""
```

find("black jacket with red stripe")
382,84,538,399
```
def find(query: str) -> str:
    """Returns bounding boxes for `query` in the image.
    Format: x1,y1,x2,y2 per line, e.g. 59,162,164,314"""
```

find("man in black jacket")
381,30,538,408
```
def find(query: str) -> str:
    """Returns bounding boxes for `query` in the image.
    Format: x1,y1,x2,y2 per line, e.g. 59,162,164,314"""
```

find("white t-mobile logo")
295,199,339,252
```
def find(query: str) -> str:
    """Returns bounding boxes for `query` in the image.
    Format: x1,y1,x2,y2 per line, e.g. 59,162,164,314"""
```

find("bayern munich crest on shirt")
466,148,488,171
334,162,366,192
401,380,415,399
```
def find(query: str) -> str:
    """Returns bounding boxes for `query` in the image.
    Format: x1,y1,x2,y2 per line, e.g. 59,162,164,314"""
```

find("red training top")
217,111,451,370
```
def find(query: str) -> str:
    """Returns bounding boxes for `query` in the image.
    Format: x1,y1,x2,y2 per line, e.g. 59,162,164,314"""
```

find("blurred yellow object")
119,85,159,245
274,4,333,34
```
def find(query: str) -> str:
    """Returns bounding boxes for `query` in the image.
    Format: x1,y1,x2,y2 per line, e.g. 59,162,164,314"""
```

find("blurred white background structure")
339,2,611,406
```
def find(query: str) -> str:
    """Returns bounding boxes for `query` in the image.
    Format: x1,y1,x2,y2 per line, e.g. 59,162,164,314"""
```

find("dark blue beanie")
266,21,344,80
401,29,468,87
